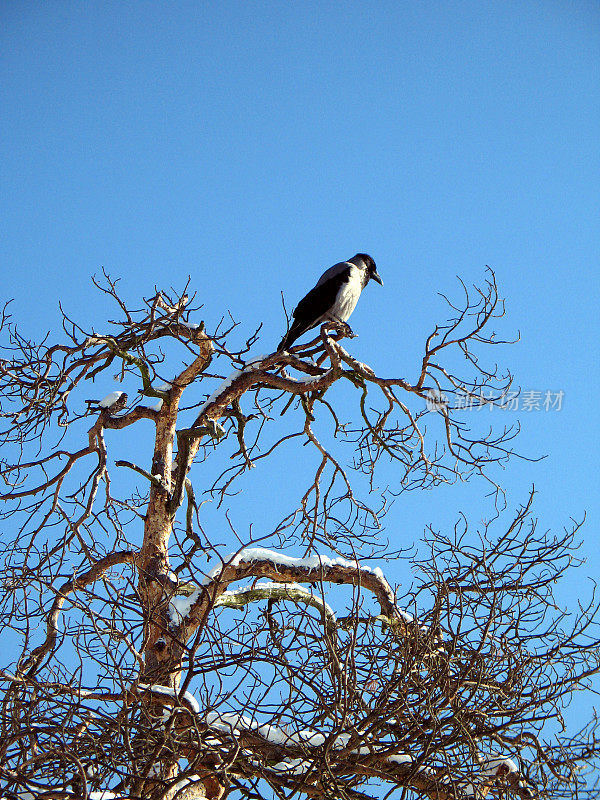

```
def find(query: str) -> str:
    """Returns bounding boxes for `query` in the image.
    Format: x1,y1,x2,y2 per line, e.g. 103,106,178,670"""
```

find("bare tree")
0,271,598,800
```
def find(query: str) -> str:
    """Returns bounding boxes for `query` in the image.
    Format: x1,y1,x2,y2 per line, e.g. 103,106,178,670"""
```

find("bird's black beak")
371,270,383,286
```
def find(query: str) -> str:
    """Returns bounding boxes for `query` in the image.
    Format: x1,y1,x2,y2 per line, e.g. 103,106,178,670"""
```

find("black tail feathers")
277,319,308,352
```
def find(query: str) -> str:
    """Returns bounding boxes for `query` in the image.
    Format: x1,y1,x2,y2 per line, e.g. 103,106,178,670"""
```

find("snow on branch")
481,755,518,776
197,712,533,799
205,711,326,747
168,547,405,631
196,355,271,415
98,390,125,409
192,352,338,427
137,683,200,714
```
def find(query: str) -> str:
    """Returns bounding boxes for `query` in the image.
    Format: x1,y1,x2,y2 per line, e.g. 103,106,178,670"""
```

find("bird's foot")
338,321,357,339
323,319,357,341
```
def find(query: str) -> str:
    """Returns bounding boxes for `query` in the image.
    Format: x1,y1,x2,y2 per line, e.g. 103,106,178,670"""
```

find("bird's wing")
293,263,352,322
315,261,352,288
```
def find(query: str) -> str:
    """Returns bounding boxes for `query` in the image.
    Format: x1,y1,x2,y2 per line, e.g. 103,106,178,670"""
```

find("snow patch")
198,357,268,415
482,756,518,776
198,370,243,414
169,591,202,625
99,391,124,408
206,711,253,734
294,729,326,746
243,354,268,368
206,713,354,750
295,369,332,384
387,754,413,765
171,775,202,794
456,781,477,797
222,547,385,578
138,683,200,714
332,732,352,748
270,758,313,775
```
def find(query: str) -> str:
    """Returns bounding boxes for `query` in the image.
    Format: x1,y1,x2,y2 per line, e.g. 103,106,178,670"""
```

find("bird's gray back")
315,261,352,288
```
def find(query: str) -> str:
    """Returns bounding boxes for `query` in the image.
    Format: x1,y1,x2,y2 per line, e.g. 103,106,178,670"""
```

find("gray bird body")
278,254,382,352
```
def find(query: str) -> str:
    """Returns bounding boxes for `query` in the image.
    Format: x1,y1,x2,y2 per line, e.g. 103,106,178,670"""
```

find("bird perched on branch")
277,253,383,352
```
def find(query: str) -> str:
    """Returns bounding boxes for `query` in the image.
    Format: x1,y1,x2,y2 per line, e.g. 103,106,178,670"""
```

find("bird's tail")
277,319,309,352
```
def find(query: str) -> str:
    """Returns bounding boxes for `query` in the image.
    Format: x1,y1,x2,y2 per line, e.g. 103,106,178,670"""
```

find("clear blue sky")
2,0,599,716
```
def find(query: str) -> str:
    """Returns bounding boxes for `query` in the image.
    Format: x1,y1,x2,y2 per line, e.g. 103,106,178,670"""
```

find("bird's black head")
353,253,383,286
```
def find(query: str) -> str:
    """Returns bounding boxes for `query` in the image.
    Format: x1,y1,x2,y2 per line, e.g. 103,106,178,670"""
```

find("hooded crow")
277,254,383,352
